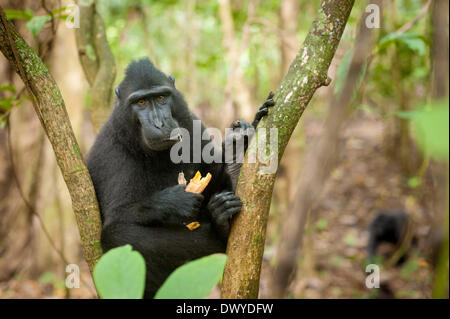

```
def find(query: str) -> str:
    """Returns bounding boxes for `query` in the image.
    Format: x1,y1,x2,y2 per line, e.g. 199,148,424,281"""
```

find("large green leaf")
155,254,227,299
26,15,51,36
378,32,427,56
93,245,146,299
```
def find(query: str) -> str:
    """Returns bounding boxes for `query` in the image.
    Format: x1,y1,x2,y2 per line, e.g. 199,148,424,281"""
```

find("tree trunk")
272,3,378,297
0,8,103,274
221,0,355,299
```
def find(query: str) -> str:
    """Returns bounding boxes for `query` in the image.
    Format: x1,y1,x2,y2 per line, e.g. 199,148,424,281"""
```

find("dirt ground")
259,109,435,299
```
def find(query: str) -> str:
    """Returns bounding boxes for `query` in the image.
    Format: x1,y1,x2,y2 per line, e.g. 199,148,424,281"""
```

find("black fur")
87,58,273,298
367,210,416,265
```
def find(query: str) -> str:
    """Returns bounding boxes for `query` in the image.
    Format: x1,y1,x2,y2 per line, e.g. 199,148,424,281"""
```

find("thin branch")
75,0,116,132
396,0,432,34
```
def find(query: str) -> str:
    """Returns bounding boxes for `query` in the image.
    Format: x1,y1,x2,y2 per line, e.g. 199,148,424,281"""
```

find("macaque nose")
154,118,164,129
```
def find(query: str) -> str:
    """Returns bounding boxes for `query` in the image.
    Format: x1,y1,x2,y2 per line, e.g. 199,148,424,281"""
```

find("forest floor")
0,109,435,299
259,109,435,299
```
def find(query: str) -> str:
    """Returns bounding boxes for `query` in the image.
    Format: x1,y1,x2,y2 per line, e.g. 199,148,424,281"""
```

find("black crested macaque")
367,210,417,266
86,58,274,298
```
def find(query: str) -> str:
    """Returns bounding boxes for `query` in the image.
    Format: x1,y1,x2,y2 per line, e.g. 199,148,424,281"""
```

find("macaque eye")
137,99,146,106
155,96,166,103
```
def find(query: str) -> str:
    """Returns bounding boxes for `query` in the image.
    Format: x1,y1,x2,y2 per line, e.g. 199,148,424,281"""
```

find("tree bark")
430,0,449,100
75,0,116,133
272,2,378,297
0,8,103,273
221,0,355,299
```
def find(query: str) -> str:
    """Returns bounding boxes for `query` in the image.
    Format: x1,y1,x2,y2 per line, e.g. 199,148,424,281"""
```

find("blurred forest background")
0,0,448,298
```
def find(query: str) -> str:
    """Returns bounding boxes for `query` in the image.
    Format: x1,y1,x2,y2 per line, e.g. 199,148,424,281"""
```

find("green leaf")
358,104,374,113
378,32,427,56
51,6,70,21
343,234,358,247
0,97,15,112
26,15,51,36
0,118,8,129
401,260,419,280
4,9,33,21
93,245,146,299
85,44,97,61
38,272,55,283
57,14,69,21
155,254,227,299
407,176,421,188
315,218,328,231
402,37,426,55
51,6,68,15
412,100,449,160
0,85,16,93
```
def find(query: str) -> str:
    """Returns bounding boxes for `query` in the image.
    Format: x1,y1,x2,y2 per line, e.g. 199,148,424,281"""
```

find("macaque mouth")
169,128,183,143
168,133,182,142
142,129,182,151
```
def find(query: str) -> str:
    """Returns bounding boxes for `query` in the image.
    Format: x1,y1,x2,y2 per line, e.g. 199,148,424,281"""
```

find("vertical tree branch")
75,0,116,133
430,0,449,100
219,0,257,123
221,0,355,299
0,8,103,273
279,0,300,74
429,0,449,299
272,2,378,297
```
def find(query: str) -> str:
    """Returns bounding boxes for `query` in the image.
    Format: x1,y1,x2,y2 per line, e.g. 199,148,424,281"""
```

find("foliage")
0,85,22,128
315,218,328,231
378,32,427,56
26,16,51,36
94,0,297,115
155,254,227,299
412,100,449,161
4,7,67,36
93,245,226,299
93,245,146,299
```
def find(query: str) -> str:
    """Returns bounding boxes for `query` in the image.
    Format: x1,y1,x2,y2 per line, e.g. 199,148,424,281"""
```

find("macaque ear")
169,74,175,87
115,86,120,98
